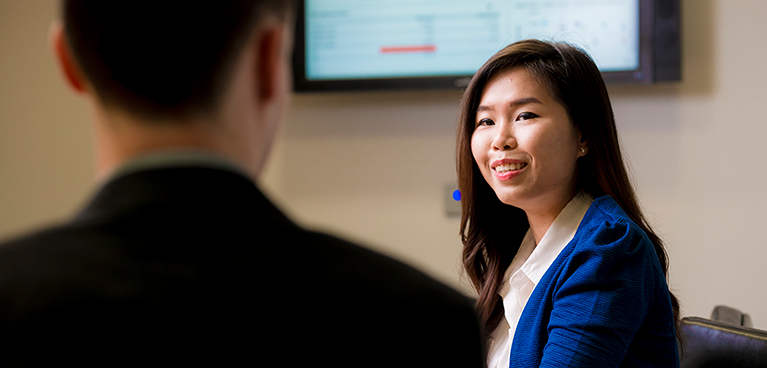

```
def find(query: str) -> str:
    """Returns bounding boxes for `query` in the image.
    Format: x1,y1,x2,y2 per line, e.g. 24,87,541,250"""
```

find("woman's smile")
490,159,527,179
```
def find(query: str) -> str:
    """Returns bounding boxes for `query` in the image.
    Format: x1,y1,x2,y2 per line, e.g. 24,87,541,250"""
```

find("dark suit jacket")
0,166,484,366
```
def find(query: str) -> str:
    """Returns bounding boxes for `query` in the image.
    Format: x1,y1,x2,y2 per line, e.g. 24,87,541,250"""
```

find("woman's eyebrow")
476,97,543,113
508,97,543,108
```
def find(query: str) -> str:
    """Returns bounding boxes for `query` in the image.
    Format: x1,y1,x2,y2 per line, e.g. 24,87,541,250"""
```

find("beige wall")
0,1,93,236
2,1,766,327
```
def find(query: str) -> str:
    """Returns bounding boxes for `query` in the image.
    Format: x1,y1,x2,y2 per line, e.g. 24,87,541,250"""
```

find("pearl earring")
580,147,586,154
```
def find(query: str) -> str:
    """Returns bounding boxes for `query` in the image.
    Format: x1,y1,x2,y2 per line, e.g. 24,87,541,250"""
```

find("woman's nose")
492,127,516,151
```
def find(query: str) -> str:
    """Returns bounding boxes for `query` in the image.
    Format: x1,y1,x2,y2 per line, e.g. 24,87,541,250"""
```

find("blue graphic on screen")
305,0,640,81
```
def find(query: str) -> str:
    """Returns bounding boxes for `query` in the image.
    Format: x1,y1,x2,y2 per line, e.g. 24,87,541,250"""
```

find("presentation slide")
304,0,640,80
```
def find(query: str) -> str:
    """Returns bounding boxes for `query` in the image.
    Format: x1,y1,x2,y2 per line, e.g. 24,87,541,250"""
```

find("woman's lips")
491,159,527,180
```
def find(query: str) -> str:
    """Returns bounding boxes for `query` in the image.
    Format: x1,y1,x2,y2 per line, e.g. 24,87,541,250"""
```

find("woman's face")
470,67,585,216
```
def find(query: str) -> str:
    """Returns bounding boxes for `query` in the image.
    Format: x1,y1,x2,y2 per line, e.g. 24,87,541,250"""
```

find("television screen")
293,0,680,92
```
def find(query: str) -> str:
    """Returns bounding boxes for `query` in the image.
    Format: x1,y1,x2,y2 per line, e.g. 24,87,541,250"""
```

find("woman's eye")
477,118,494,127
517,112,539,121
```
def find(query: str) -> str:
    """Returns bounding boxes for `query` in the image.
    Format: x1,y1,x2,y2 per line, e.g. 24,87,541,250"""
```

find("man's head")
60,0,294,119
53,0,296,178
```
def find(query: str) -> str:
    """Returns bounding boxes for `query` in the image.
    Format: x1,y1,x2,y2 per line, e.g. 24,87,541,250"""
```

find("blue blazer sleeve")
510,196,679,368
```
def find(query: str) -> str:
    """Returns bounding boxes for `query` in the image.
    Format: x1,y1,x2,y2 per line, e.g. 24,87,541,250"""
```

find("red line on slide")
380,44,437,54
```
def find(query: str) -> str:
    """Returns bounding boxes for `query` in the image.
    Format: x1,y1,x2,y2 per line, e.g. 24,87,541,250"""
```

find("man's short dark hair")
62,0,295,120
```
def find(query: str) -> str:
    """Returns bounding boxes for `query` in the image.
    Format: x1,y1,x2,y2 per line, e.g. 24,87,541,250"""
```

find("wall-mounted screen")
293,0,680,92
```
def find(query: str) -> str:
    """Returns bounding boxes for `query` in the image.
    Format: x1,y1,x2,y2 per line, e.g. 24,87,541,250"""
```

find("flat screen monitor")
293,0,680,92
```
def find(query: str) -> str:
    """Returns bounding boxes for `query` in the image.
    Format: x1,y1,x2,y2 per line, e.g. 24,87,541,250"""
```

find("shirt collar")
109,150,248,179
518,190,594,285
99,150,252,189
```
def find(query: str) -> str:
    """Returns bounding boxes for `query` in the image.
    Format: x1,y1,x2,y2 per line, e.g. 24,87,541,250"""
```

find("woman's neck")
524,192,578,244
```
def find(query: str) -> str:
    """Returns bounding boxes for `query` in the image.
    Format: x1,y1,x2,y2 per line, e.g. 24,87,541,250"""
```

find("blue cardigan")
509,196,679,367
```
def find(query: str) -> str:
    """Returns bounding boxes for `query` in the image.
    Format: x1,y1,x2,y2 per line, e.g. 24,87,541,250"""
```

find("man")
0,1,484,366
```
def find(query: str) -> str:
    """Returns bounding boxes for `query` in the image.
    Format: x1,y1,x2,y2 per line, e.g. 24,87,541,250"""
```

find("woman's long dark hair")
457,39,680,334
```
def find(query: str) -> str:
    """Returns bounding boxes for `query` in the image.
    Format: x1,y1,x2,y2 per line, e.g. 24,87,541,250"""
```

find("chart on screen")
305,0,639,80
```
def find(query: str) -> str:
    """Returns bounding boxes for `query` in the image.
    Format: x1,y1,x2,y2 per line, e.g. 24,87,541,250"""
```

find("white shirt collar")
519,190,594,285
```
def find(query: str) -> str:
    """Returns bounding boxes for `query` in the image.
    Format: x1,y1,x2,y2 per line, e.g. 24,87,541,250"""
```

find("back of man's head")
62,0,295,120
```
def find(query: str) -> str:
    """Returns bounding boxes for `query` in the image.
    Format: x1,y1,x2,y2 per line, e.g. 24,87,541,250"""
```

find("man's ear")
50,21,88,94
254,25,286,102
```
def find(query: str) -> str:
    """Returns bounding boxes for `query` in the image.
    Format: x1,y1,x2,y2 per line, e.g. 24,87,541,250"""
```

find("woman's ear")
577,132,588,157
49,21,88,94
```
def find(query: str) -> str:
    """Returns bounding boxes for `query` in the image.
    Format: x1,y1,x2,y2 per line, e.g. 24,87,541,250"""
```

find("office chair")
680,316,767,368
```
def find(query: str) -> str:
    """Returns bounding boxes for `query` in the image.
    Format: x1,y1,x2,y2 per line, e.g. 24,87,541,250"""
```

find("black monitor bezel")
292,0,676,92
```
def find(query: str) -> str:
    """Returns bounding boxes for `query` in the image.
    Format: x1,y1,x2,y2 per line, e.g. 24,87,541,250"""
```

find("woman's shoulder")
548,195,667,300
571,195,658,262
588,195,633,224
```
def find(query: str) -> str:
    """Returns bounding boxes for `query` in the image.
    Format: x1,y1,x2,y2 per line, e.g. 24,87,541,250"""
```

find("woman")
457,39,680,367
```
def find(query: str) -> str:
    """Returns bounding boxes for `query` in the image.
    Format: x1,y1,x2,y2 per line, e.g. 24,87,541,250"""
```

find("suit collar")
75,166,294,229
100,150,252,186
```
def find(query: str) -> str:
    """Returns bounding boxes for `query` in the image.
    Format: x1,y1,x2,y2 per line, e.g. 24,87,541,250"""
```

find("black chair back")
680,317,767,368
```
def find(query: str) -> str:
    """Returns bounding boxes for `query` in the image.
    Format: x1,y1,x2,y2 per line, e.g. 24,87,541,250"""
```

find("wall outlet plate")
444,184,462,217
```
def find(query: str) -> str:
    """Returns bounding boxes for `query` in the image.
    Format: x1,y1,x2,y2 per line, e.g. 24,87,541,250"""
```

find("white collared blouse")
487,191,594,368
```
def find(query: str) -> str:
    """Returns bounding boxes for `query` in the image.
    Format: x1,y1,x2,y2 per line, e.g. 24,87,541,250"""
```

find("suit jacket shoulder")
0,167,484,367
